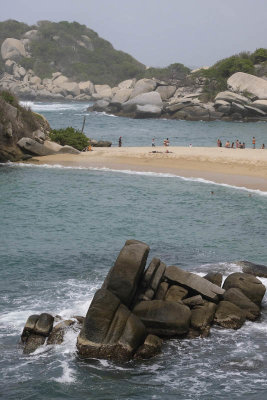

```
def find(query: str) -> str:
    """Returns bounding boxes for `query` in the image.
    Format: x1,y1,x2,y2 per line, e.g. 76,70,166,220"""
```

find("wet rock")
72,316,85,324
150,262,166,292
21,314,40,343
183,295,204,308
214,301,245,329
154,282,169,300
47,320,75,345
134,334,162,359
164,266,225,302
133,300,191,337
237,260,267,278
165,285,188,302
223,288,260,321
102,239,150,307
23,334,46,354
142,258,161,288
35,313,54,336
190,301,217,331
204,272,223,287
77,288,146,361
223,273,266,306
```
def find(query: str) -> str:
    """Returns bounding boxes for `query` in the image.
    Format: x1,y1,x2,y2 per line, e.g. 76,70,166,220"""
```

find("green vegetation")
0,90,18,106
252,48,267,64
137,63,190,81
49,127,89,150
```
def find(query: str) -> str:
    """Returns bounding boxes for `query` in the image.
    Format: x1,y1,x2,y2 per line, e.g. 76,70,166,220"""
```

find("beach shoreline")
26,146,267,191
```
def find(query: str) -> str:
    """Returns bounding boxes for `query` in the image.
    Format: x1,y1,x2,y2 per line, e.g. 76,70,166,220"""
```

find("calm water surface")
1,101,267,399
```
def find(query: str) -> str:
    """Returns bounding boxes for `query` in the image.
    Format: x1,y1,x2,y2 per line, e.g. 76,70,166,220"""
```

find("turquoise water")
1,102,267,399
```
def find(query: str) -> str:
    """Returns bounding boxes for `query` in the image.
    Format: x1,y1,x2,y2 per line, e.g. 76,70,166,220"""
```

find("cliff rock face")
0,92,50,162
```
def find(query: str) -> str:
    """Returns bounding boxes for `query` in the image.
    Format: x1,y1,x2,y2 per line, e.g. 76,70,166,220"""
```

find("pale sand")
27,147,267,191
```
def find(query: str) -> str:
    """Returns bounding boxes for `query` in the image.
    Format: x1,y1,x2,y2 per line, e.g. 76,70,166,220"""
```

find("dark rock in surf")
47,320,75,345
21,313,54,354
190,301,217,332
223,273,266,306
214,301,245,329
77,288,146,361
237,260,267,278
134,334,162,359
223,288,260,321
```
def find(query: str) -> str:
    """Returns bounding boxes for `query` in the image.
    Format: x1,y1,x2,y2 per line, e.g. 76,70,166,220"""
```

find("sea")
1,101,267,400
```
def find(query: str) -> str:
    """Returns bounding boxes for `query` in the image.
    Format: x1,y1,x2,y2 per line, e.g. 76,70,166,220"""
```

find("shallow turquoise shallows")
1,101,267,400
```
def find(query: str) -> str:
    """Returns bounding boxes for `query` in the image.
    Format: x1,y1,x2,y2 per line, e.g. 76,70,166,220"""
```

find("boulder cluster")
90,73,267,122
21,240,266,361
1,37,267,122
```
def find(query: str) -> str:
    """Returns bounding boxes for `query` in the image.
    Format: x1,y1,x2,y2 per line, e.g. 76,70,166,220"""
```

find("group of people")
217,137,265,149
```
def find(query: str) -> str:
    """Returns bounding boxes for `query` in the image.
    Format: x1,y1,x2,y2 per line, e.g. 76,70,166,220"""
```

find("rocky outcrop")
21,240,266,361
237,260,267,278
17,138,80,156
227,72,267,100
223,272,266,306
0,93,51,162
1,38,27,61
21,313,54,354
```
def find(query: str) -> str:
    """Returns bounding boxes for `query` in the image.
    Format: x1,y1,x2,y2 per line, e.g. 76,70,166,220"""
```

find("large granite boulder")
214,301,245,329
133,300,191,337
122,92,163,112
77,288,146,361
102,239,150,307
118,79,136,90
130,79,157,99
94,84,112,99
135,104,162,118
223,288,260,321
138,258,166,302
165,266,225,302
78,81,94,95
223,273,266,306
57,82,80,97
110,89,133,106
251,100,267,113
227,72,267,100
237,260,267,278
215,91,250,105
17,138,79,156
156,85,176,101
1,38,26,61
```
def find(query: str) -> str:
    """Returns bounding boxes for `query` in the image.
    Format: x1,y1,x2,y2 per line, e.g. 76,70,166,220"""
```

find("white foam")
19,101,89,112
4,162,267,196
52,361,76,384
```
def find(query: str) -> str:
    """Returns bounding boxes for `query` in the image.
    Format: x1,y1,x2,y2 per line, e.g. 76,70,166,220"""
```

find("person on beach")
252,137,256,149
261,143,265,149
152,138,155,147
225,140,230,148
236,139,239,149
243,142,245,149
217,139,221,147
231,142,234,148
164,138,170,146
118,136,122,147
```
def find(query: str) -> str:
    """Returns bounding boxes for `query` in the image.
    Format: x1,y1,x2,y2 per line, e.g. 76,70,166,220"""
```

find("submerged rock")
134,334,162,359
237,260,267,278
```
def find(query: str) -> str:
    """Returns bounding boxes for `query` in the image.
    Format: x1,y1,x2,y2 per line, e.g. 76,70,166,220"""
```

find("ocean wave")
19,101,90,112
4,162,267,197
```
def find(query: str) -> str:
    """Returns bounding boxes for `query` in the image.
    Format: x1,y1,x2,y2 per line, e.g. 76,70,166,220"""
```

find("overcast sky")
1,0,266,68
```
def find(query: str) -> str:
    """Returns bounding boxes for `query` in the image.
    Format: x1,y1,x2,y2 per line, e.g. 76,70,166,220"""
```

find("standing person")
261,143,265,149
252,137,256,149
236,139,239,149
118,136,122,147
152,138,155,147
166,138,170,146
231,142,234,148
217,139,221,147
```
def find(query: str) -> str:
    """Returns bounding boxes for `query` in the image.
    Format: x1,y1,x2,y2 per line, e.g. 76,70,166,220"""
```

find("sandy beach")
28,146,267,191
